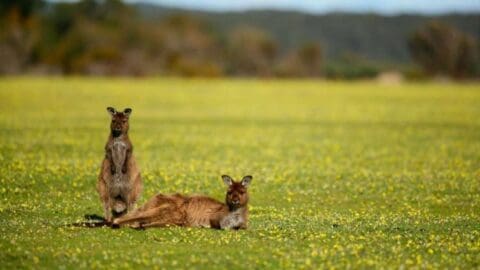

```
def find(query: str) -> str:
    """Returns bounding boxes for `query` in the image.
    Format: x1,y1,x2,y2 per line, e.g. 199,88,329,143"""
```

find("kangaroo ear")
123,108,132,116
241,175,252,187
222,175,233,186
107,107,116,116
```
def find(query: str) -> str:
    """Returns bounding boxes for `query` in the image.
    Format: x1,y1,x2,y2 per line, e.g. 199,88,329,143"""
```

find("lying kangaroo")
97,107,142,222
113,175,252,230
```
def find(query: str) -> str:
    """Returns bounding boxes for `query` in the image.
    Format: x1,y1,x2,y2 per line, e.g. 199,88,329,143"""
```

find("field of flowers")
0,78,479,268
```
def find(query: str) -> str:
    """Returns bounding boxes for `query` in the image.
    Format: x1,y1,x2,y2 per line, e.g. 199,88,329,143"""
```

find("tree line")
0,0,478,79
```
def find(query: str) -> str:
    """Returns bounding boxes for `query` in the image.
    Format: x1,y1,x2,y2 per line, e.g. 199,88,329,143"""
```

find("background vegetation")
0,0,479,78
0,78,479,268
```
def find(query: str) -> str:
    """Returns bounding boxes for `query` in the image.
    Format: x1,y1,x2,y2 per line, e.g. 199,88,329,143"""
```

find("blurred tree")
227,26,278,76
276,42,322,77
323,52,380,80
155,15,224,77
0,0,44,19
408,21,479,78
297,43,322,76
0,0,43,73
42,0,140,75
77,0,133,24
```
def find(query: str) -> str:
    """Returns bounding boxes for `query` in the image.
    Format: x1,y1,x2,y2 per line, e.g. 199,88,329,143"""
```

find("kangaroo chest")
111,139,127,171
108,139,130,196
219,209,245,229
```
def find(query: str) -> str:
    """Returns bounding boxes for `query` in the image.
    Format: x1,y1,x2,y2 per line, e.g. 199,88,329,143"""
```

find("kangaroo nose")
112,129,122,137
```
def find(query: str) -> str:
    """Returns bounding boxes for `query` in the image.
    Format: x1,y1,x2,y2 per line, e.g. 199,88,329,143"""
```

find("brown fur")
113,175,252,230
97,107,142,222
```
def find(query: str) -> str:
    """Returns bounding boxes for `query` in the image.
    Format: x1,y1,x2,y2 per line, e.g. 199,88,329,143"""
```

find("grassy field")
0,78,479,269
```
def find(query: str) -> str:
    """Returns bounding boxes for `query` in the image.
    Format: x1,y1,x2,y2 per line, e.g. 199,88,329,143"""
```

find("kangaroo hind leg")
113,203,174,226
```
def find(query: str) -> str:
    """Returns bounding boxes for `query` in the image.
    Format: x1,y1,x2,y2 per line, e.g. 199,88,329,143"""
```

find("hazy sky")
123,0,480,14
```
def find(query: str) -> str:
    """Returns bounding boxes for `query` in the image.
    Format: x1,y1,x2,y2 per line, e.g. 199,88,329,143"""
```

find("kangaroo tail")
66,214,111,228
84,214,106,221
69,220,112,228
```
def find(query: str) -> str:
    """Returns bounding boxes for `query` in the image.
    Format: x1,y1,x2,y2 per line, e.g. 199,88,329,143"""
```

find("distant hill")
134,3,480,63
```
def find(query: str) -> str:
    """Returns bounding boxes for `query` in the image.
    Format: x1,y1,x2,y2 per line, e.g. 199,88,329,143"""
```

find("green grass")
0,78,479,269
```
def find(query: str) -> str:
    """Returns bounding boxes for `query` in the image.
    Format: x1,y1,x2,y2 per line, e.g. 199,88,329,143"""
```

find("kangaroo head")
222,175,252,209
107,107,132,138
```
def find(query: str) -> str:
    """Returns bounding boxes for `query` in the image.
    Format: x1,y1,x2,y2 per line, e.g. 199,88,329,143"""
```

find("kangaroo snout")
112,129,122,137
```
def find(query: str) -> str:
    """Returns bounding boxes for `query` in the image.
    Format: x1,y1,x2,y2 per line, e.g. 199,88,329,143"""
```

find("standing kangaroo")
97,107,142,222
112,175,252,230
